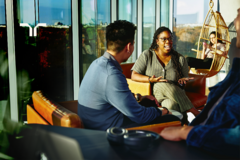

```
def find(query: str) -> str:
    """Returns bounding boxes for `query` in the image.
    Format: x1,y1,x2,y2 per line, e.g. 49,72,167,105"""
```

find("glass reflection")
81,0,110,78
142,0,155,51
118,0,137,63
16,0,73,121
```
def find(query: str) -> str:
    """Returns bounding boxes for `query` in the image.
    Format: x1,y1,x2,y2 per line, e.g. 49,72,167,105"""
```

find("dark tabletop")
12,124,237,160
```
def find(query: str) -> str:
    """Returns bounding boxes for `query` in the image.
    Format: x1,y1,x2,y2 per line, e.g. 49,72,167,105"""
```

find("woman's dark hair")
149,26,184,81
209,31,223,46
149,27,172,50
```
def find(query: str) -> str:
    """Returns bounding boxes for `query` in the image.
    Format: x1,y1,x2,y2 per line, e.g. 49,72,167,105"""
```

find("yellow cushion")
126,78,151,95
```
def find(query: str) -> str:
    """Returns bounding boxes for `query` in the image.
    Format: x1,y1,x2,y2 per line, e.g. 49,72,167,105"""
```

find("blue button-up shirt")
78,52,162,131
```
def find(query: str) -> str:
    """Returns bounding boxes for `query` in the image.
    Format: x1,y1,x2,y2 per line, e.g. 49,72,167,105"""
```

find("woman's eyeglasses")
159,37,173,42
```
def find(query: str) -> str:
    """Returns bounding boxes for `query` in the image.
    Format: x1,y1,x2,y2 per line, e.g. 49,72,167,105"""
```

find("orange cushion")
32,90,84,128
27,104,49,125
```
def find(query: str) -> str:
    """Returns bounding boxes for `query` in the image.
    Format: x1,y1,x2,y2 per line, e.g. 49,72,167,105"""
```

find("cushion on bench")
126,78,151,95
27,104,49,125
32,90,84,128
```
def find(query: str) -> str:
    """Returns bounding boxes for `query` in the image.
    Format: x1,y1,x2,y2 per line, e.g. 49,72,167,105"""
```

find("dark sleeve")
105,72,162,124
186,125,240,158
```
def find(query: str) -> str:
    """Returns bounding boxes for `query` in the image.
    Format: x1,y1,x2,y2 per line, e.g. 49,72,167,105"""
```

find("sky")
82,0,110,25
174,0,213,24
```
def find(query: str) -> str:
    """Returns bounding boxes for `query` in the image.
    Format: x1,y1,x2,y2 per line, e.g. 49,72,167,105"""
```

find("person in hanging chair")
159,8,240,158
186,31,227,70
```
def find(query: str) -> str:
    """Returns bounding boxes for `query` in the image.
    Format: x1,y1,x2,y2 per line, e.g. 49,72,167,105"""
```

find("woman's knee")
161,99,179,111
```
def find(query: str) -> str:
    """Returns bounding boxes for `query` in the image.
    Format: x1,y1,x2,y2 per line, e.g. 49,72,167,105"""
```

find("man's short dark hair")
106,20,137,53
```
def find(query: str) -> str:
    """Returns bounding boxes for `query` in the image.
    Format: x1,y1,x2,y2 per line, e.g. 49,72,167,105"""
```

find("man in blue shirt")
78,20,179,131
160,8,240,158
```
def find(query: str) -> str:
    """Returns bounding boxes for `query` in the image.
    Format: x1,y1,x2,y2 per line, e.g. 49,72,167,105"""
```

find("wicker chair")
191,0,231,77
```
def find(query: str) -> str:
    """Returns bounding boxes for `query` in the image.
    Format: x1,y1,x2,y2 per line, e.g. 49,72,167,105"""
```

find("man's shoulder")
92,56,122,75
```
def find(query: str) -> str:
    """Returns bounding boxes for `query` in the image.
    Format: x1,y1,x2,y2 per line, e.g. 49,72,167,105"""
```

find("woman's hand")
140,95,160,107
203,42,207,50
178,77,194,85
149,75,168,83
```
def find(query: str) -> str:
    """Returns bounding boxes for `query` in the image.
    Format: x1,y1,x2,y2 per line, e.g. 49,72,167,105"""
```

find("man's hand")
160,126,194,141
160,107,172,115
149,75,168,83
178,77,194,85
140,95,160,107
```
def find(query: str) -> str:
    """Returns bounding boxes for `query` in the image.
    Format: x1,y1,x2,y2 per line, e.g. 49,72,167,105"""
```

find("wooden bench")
27,90,181,132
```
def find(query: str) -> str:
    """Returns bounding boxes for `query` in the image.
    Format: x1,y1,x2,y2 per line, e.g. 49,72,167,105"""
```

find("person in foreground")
131,27,200,124
78,20,180,131
160,8,240,158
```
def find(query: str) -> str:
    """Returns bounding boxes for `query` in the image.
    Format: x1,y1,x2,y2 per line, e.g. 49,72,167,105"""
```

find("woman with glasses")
187,31,227,69
131,27,200,124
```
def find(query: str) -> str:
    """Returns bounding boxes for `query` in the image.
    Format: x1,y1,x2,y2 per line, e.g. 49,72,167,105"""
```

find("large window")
4,0,173,122
142,0,155,51
81,0,110,78
173,0,229,87
118,0,137,63
16,0,73,121
173,0,208,58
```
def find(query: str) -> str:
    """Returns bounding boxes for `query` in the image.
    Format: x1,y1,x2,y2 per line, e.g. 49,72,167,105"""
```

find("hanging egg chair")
191,0,231,77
